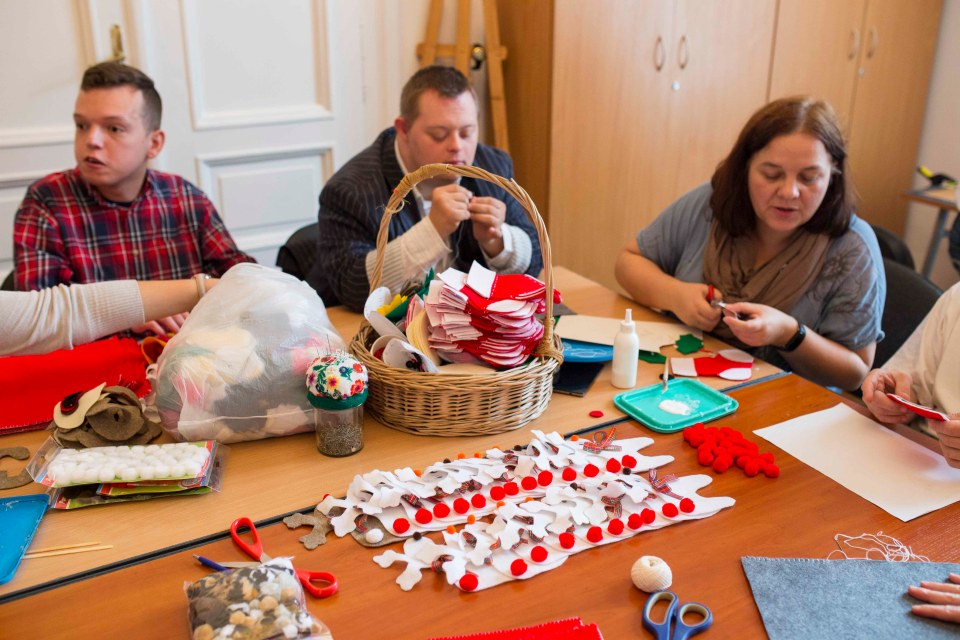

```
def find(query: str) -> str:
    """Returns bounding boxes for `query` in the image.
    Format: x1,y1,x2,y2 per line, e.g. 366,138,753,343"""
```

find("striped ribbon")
431,554,454,573
401,493,424,508
512,514,535,525
511,529,529,551
354,514,368,533
648,469,682,500
601,495,623,518
582,427,623,453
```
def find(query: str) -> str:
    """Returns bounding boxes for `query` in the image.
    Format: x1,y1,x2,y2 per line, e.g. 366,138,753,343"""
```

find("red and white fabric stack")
424,263,561,369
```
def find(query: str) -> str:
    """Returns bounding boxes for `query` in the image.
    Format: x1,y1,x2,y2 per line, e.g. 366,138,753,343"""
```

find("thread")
826,532,929,562
631,555,673,592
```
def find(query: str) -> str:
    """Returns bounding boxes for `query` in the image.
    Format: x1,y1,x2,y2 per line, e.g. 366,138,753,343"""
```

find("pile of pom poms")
682,423,779,478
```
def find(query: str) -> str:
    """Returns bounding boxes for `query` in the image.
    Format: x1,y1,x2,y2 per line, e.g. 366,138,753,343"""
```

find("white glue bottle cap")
612,309,640,389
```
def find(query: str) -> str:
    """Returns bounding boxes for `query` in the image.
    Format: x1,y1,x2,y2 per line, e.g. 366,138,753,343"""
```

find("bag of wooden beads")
185,557,332,640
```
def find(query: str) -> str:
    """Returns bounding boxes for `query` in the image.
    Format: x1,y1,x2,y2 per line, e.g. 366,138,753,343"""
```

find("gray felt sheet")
741,557,960,639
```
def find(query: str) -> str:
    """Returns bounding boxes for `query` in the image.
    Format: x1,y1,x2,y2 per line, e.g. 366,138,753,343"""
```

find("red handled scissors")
221,516,338,598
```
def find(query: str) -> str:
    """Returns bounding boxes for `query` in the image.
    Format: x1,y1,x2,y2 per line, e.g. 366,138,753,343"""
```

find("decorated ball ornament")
306,352,368,410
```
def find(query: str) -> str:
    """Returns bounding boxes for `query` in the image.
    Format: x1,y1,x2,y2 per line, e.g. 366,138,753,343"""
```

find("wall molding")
194,142,335,192
0,169,54,191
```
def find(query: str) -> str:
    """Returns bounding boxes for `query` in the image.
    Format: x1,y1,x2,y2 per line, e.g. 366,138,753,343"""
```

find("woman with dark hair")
615,96,885,390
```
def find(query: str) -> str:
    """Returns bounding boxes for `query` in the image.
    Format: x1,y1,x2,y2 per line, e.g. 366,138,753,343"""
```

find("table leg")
921,207,951,278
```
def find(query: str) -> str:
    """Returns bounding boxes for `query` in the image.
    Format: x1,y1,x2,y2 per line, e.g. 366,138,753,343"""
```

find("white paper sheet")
556,315,701,352
754,403,960,521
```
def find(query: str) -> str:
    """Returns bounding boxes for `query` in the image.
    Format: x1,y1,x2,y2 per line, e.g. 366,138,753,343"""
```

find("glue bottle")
612,309,640,389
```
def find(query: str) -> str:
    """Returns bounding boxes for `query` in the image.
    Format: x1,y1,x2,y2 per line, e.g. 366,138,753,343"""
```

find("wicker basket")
349,163,563,436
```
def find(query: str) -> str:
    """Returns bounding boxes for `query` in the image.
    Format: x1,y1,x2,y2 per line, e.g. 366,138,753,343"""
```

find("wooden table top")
4,373,958,639
903,186,959,211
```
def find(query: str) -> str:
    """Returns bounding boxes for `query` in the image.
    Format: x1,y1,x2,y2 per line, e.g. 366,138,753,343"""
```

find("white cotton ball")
183,462,201,478
152,465,170,478
170,464,186,478
631,556,672,593
120,467,139,482
98,467,117,483
139,466,155,480
365,529,384,544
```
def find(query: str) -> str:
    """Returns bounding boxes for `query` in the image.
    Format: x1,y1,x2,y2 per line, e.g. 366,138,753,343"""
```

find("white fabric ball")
631,555,672,592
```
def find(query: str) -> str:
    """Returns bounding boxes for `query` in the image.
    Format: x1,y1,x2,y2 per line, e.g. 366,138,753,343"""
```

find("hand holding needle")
710,298,749,321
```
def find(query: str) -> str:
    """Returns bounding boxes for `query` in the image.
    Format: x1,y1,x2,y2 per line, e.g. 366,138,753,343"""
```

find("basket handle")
370,162,559,358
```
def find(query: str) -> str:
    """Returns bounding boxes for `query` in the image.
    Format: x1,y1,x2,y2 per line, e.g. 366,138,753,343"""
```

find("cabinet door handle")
848,28,860,60
866,26,878,58
653,35,665,71
678,34,689,70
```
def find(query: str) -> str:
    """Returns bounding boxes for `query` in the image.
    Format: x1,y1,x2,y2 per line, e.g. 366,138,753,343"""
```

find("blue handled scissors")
642,590,712,640
217,517,338,598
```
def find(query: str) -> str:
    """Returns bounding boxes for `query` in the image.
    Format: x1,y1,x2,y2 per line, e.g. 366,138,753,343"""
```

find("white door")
0,0,395,280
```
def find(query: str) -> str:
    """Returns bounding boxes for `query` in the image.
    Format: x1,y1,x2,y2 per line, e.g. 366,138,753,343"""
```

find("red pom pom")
662,503,679,518
562,467,577,481
504,481,520,496
697,449,715,466
605,458,622,473
559,532,576,549
489,485,506,501
521,476,538,491
679,498,695,513
433,502,451,518
627,513,643,530
744,459,761,477
621,455,637,468
583,464,600,478
459,573,479,591
641,508,656,524
735,454,751,469
712,455,731,473
688,431,706,447
586,526,603,543
393,518,410,534
760,452,775,463
538,470,554,487
415,508,433,524
510,559,528,576
607,518,625,535
530,545,548,563
471,494,487,509
589,410,604,418
764,463,780,478
453,497,470,514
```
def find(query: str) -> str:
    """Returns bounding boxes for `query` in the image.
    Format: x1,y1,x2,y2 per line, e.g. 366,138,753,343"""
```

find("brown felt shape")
0,446,33,490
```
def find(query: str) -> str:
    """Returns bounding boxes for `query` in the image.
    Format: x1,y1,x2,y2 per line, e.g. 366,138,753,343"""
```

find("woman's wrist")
778,318,806,352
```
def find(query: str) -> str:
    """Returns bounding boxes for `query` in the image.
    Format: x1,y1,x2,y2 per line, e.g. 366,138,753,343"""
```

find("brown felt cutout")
0,446,32,490
49,387,162,449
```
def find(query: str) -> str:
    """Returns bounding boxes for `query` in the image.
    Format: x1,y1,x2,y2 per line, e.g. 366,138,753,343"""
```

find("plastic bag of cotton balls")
34,441,213,488
631,556,673,592
153,264,347,444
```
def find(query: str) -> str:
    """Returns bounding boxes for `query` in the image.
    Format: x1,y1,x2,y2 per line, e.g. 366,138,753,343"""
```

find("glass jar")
314,405,363,457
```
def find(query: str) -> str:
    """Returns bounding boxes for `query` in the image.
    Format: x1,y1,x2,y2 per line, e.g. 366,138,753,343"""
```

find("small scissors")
219,516,338,598
642,590,712,640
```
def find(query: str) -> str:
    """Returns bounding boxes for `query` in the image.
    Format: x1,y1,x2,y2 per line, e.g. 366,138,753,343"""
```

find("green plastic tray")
613,378,738,433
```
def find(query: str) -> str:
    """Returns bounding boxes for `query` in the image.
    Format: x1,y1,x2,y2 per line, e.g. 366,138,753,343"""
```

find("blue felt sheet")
742,557,960,639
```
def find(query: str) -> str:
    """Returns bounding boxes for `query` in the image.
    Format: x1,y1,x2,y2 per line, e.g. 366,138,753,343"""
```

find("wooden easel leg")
483,0,509,152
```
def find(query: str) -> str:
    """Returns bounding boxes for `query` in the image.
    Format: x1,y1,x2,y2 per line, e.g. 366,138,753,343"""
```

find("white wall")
904,0,960,290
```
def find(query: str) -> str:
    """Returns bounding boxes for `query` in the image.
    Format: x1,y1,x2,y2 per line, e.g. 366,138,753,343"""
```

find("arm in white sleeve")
483,223,533,274
365,217,451,293
0,281,145,356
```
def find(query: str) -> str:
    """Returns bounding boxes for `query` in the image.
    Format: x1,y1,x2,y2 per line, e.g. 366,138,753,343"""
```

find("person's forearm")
614,248,684,312
137,279,210,321
781,331,873,390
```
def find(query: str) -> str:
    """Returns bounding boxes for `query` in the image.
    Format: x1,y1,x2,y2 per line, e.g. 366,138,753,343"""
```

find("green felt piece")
638,351,666,364
675,334,703,354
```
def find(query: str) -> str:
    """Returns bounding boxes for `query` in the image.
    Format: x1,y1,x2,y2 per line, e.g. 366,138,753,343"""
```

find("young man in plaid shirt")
13,62,254,334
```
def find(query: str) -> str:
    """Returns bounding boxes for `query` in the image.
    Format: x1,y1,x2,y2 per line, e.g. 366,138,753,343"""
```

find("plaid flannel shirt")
13,168,255,290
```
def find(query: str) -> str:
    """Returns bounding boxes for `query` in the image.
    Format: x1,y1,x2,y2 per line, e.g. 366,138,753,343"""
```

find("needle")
710,299,748,321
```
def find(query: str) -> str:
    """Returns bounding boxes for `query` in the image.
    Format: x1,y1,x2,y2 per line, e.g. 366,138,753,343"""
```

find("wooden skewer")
24,541,102,555
23,544,113,560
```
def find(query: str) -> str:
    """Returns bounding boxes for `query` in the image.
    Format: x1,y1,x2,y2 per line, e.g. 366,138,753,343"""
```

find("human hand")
468,196,507,256
933,419,960,469
428,184,473,239
860,369,914,424
671,283,723,331
909,573,960,623
720,302,795,348
132,313,188,337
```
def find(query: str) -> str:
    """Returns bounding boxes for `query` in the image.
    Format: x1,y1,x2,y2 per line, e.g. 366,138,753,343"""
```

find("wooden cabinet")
769,0,942,234
500,0,942,289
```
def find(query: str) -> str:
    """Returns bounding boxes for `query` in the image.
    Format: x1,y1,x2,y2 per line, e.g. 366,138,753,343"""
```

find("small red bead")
559,532,576,549
627,513,644,530
764,463,780,478
679,498,695,513
562,467,577,481
504,481,520,496
586,526,603,543
530,545,548,563
433,502,451,518
489,486,506,501
662,503,679,517
538,470,554,486
583,464,600,477
605,458,622,473
621,455,637,468
459,573,479,591
607,518,625,535
453,497,470,514
521,476,538,491
589,410,604,418
510,559,528,576
393,518,410,534
641,508,656,524
415,508,433,524
471,494,487,509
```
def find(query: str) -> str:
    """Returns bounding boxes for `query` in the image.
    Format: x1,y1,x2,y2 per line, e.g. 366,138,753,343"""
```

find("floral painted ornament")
306,352,368,410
